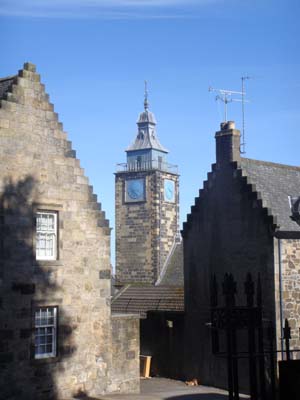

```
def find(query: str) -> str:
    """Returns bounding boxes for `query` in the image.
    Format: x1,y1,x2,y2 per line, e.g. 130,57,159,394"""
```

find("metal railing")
116,160,178,174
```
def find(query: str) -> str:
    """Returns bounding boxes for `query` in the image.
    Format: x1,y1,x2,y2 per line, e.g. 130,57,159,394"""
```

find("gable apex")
0,61,110,233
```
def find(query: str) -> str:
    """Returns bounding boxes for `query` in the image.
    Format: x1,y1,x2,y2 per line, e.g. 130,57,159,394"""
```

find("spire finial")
144,80,149,111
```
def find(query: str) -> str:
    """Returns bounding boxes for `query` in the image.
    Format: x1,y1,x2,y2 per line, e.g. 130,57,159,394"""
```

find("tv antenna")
240,76,251,154
208,86,244,123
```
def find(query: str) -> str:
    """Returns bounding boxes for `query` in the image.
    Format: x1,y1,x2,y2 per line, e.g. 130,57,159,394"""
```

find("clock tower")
115,87,179,285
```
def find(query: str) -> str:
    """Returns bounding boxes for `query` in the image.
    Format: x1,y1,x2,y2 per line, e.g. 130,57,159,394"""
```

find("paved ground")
96,378,250,400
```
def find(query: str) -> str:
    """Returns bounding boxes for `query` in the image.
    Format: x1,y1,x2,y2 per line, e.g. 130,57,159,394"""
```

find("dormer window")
138,130,144,140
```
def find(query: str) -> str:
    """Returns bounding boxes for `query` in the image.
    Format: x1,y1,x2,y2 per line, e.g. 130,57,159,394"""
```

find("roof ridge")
0,75,17,82
241,157,300,171
111,284,131,302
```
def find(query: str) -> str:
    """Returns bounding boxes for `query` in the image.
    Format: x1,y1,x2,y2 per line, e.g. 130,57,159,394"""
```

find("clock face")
125,179,145,202
164,179,175,202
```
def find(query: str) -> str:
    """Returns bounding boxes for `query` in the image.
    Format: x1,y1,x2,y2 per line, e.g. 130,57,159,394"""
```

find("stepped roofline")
0,62,110,233
182,155,300,238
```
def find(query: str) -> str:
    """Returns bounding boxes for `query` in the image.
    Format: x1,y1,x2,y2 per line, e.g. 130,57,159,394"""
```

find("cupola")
126,82,168,171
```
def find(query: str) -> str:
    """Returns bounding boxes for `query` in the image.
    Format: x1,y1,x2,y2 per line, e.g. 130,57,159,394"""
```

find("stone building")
115,90,180,285
112,91,184,378
182,120,300,390
0,63,139,399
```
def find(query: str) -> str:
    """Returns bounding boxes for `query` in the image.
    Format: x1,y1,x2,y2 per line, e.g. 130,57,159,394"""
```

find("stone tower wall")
115,169,179,284
153,171,179,278
0,63,139,399
115,170,153,283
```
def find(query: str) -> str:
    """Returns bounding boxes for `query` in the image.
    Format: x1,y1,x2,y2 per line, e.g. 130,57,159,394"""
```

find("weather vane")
144,80,149,111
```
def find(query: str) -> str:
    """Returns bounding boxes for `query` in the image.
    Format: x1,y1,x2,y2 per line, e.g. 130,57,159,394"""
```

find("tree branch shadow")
0,176,76,399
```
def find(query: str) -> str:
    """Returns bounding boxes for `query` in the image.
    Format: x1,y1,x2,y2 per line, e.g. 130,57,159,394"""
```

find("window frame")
136,155,142,170
34,306,58,359
35,211,58,261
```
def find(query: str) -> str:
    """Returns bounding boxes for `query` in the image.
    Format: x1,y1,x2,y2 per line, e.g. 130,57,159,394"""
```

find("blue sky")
0,0,299,265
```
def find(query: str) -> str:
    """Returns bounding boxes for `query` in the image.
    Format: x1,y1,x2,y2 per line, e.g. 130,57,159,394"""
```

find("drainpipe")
278,238,284,358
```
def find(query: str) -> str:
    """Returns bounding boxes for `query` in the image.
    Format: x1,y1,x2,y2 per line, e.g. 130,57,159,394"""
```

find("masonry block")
0,62,138,400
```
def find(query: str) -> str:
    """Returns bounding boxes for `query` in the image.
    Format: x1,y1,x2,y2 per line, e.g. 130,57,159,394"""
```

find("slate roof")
126,109,168,153
112,239,184,317
0,76,15,100
111,285,184,318
126,130,168,153
137,110,157,125
156,242,184,286
240,158,300,233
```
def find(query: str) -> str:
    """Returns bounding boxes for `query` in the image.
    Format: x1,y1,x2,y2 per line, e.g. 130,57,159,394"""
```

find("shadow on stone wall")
0,176,75,400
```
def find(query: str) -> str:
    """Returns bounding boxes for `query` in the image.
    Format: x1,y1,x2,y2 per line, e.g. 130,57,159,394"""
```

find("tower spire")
144,80,149,111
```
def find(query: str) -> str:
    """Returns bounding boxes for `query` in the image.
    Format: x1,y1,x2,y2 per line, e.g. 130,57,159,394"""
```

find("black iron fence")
210,273,299,400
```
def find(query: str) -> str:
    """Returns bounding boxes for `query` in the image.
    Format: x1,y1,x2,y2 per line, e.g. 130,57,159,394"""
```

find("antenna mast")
209,87,244,123
241,76,250,154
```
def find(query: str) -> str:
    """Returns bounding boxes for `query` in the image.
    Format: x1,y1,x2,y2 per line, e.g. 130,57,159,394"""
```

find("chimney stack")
215,121,241,167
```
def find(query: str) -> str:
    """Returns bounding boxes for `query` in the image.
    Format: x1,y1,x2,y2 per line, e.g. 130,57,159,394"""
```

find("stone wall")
274,238,300,354
115,169,179,284
155,173,180,277
0,62,139,399
182,162,276,390
111,314,140,393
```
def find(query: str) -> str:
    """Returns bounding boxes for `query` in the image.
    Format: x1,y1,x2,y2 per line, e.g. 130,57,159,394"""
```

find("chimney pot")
215,120,240,167
220,121,235,131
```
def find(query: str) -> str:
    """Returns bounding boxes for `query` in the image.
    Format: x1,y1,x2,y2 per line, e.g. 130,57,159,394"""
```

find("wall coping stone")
111,313,140,320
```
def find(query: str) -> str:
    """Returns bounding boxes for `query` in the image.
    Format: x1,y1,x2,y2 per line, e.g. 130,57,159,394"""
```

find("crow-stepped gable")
0,62,139,399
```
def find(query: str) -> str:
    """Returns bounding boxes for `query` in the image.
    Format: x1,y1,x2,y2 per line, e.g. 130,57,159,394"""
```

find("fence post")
283,319,291,361
256,274,266,399
211,274,219,354
244,273,257,400
223,273,239,400
267,322,276,400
